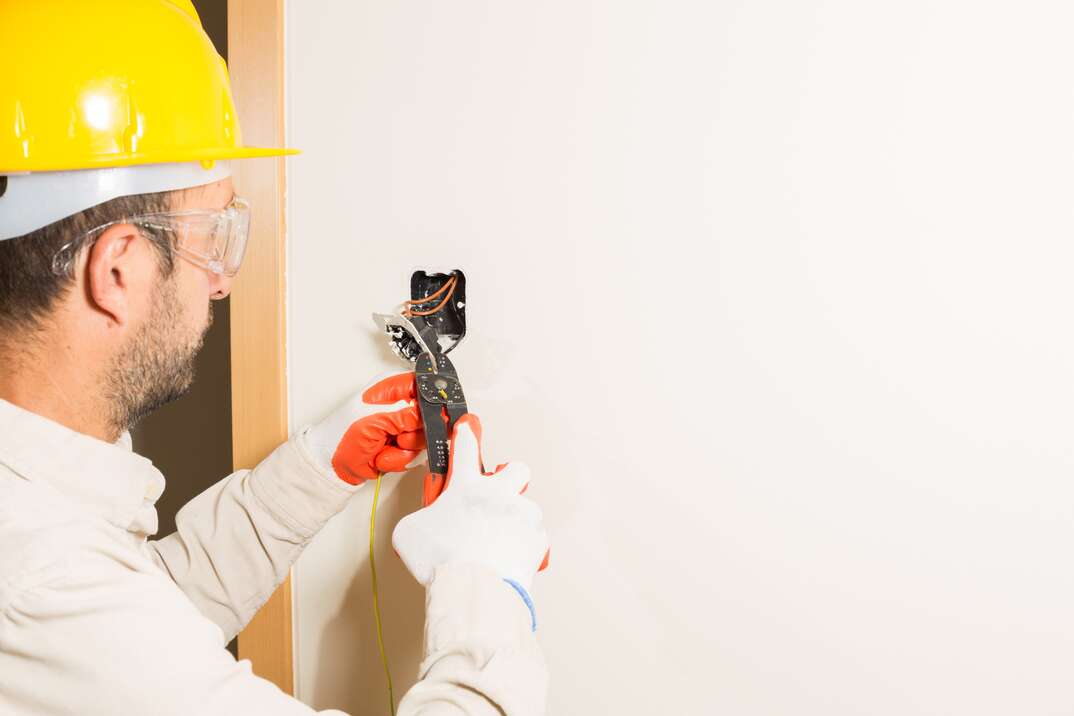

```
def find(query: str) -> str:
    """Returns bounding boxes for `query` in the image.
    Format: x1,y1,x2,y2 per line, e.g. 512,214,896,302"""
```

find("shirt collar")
0,398,165,537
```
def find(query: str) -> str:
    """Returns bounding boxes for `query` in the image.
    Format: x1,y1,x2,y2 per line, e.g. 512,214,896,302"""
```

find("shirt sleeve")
0,548,349,716
145,433,360,642
398,564,549,716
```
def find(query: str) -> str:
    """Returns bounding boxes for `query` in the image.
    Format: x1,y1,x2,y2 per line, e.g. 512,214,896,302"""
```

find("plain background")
286,1,1074,714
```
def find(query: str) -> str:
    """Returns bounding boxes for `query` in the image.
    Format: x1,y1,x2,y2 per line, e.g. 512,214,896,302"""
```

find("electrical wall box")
375,269,467,363
410,270,466,350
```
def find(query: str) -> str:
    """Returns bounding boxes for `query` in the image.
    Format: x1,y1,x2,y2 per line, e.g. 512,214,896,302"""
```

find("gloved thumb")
488,460,532,497
362,371,417,406
447,415,532,495
447,415,485,482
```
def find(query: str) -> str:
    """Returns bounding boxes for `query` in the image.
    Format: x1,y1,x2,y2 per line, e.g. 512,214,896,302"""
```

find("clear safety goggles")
52,195,252,278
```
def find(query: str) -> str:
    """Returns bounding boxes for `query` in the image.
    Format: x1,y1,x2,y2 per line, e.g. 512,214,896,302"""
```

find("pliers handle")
414,350,468,506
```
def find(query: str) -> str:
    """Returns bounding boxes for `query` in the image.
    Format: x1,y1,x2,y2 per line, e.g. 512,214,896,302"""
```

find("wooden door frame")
227,0,295,694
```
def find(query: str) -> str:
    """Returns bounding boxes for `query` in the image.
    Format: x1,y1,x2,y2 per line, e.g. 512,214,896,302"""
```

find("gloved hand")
305,372,426,485
393,414,549,592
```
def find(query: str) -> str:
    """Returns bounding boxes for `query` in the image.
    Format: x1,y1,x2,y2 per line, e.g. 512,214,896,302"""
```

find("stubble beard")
105,275,212,436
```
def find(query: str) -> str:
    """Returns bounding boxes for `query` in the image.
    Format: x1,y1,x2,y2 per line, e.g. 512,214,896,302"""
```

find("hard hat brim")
0,161,245,241
1,147,299,175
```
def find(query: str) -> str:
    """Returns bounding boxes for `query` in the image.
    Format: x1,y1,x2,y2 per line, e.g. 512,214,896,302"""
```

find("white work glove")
305,371,426,485
393,414,550,592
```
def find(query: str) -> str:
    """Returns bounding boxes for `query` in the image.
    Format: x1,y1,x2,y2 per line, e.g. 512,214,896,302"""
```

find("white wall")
285,2,1074,713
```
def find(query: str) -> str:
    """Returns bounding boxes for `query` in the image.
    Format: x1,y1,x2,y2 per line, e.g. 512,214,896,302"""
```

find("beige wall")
286,2,1074,713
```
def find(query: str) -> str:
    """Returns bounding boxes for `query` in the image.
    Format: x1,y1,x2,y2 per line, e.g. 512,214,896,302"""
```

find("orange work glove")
305,372,426,486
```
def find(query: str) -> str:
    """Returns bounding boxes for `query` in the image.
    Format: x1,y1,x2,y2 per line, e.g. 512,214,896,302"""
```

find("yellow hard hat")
0,0,296,174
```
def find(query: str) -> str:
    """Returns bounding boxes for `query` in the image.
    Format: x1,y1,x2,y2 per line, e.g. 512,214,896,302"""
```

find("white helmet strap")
0,161,233,241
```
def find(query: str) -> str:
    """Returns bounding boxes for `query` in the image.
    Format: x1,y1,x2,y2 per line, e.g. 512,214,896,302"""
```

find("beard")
105,275,212,436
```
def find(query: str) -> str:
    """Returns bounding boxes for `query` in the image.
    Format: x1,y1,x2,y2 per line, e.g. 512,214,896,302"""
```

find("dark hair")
0,190,178,332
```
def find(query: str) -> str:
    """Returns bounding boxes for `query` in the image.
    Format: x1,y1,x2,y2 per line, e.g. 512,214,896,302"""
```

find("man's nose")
210,273,234,300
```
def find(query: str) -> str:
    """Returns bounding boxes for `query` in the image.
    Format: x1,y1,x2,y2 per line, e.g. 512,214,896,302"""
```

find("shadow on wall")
313,466,428,711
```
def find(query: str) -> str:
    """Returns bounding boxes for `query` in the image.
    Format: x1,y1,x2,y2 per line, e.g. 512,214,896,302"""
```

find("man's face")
105,178,236,433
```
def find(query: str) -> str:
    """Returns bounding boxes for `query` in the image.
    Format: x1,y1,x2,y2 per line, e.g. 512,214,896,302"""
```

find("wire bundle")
402,274,459,318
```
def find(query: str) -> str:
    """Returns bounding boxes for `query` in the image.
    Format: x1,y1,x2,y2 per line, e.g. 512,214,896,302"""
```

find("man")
0,2,549,714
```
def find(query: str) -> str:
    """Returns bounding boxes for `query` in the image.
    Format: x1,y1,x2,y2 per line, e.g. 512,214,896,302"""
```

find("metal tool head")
415,351,468,475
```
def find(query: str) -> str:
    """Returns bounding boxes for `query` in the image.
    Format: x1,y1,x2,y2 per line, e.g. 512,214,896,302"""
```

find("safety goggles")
52,195,252,278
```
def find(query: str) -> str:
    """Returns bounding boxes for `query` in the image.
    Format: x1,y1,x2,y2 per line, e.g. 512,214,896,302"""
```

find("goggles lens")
142,195,251,277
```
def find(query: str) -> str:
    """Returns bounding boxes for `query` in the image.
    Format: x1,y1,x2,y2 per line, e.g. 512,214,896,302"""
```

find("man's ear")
84,224,145,326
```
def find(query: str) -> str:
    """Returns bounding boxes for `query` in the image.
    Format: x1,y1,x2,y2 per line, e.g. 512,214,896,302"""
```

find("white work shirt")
0,398,547,715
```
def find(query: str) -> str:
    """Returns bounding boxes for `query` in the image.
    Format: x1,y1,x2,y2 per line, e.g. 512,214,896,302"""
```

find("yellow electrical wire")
370,472,396,716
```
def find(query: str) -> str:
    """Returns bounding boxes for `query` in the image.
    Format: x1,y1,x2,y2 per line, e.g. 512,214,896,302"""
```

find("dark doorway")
129,0,235,653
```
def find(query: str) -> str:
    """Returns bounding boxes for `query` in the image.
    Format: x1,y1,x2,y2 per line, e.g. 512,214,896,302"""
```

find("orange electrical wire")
404,274,455,306
402,274,459,317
